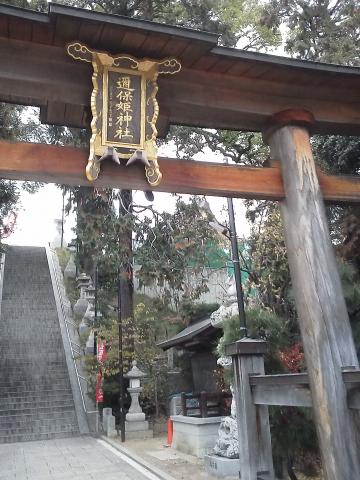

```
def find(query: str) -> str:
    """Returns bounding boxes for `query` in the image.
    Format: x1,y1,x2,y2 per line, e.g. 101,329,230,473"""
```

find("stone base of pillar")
125,429,153,440
125,420,153,439
126,412,145,422
204,455,239,478
125,420,149,432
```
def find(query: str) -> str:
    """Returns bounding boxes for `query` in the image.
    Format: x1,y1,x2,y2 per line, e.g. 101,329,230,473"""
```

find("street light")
205,158,248,338
226,194,248,338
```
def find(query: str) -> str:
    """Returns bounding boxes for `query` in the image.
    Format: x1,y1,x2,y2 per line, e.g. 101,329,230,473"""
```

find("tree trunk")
265,114,360,480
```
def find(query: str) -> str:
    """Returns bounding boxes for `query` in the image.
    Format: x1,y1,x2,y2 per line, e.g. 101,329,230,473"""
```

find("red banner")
95,371,103,403
97,340,107,363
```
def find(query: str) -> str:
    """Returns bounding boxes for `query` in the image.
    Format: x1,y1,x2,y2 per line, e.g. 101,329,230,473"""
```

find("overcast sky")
5,183,250,248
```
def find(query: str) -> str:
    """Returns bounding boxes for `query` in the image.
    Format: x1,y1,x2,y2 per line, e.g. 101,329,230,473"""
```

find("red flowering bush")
278,343,305,373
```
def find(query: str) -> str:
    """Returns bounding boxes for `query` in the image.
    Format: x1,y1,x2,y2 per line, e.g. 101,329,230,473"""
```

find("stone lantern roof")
124,360,146,379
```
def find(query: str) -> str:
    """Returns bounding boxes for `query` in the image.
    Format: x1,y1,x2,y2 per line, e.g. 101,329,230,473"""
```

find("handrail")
46,246,88,413
65,318,78,328
71,341,83,355
45,246,97,432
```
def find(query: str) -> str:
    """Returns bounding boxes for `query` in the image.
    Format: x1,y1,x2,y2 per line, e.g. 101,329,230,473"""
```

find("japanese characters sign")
67,42,181,186
105,70,143,148
97,339,107,364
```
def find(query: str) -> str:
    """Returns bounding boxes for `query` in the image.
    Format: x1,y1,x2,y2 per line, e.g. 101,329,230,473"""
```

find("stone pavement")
0,436,160,480
111,434,217,480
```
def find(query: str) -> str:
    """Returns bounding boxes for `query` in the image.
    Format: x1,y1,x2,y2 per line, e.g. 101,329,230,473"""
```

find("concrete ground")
108,435,323,480
111,434,221,480
0,436,161,480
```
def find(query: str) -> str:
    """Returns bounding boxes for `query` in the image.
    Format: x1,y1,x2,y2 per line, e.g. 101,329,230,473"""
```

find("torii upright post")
264,109,360,480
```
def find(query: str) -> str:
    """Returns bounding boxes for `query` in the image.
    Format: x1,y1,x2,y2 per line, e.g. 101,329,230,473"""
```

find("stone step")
0,373,69,381
0,424,78,436
0,416,77,429
0,368,68,374
0,370,69,375
0,424,79,438
0,245,79,443
0,429,80,444
0,355,67,364
0,413,77,427
0,372,69,386
0,381,71,391
0,402,75,418
0,403,76,416
0,387,73,397
0,396,74,408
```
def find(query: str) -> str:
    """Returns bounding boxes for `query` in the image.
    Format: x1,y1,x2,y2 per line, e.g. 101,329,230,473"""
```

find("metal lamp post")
207,156,248,338
226,196,248,338
118,268,126,442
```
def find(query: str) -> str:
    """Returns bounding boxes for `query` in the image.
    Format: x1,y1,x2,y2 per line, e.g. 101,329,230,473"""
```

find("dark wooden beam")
0,36,360,135
0,141,359,204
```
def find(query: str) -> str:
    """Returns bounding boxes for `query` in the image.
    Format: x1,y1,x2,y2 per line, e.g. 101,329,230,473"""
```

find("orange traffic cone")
167,417,173,446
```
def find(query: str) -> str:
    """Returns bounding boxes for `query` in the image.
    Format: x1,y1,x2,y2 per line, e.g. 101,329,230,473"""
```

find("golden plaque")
67,42,181,186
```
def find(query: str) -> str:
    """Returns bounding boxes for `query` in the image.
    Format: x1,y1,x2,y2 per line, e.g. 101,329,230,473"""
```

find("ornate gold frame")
102,66,146,151
67,42,181,186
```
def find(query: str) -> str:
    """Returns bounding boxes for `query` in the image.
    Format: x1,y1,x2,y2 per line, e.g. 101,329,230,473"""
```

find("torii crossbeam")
0,140,359,204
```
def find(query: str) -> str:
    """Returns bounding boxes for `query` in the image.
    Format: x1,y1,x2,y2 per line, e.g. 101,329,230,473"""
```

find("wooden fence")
181,391,231,418
225,338,360,480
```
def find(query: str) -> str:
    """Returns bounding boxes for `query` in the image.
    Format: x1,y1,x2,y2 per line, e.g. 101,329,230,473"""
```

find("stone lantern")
64,243,77,279
79,283,95,338
73,273,91,317
124,360,152,438
83,284,96,318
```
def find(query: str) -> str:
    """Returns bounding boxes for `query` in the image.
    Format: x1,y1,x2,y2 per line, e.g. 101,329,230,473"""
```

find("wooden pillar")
263,109,360,480
226,339,274,480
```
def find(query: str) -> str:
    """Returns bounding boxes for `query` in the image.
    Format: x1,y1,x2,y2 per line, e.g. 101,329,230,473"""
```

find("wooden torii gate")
0,4,360,479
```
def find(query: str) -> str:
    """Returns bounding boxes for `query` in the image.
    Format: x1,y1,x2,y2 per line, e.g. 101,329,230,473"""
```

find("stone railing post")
225,338,274,480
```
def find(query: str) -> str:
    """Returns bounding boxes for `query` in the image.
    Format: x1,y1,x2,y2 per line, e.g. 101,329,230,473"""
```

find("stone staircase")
0,246,80,443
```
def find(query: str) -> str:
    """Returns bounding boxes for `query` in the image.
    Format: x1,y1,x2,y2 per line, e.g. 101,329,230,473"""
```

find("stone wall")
133,265,230,308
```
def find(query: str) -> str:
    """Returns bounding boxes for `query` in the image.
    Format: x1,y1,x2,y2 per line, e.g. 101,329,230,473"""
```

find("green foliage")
68,189,224,310
0,104,45,248
217,0,281,49
168,126,269,166
135,196,223,305
2,0,47,11
55,0,280,49
313,135,360,175
0,181,19,249
88,299,180,415
178,301,220,325
217,308,289,368
73,188,134,276
269,0,360,65
270,406,319,478
312,134,360,280
339,262,360,355
246,204,296,323
55,248,71,273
